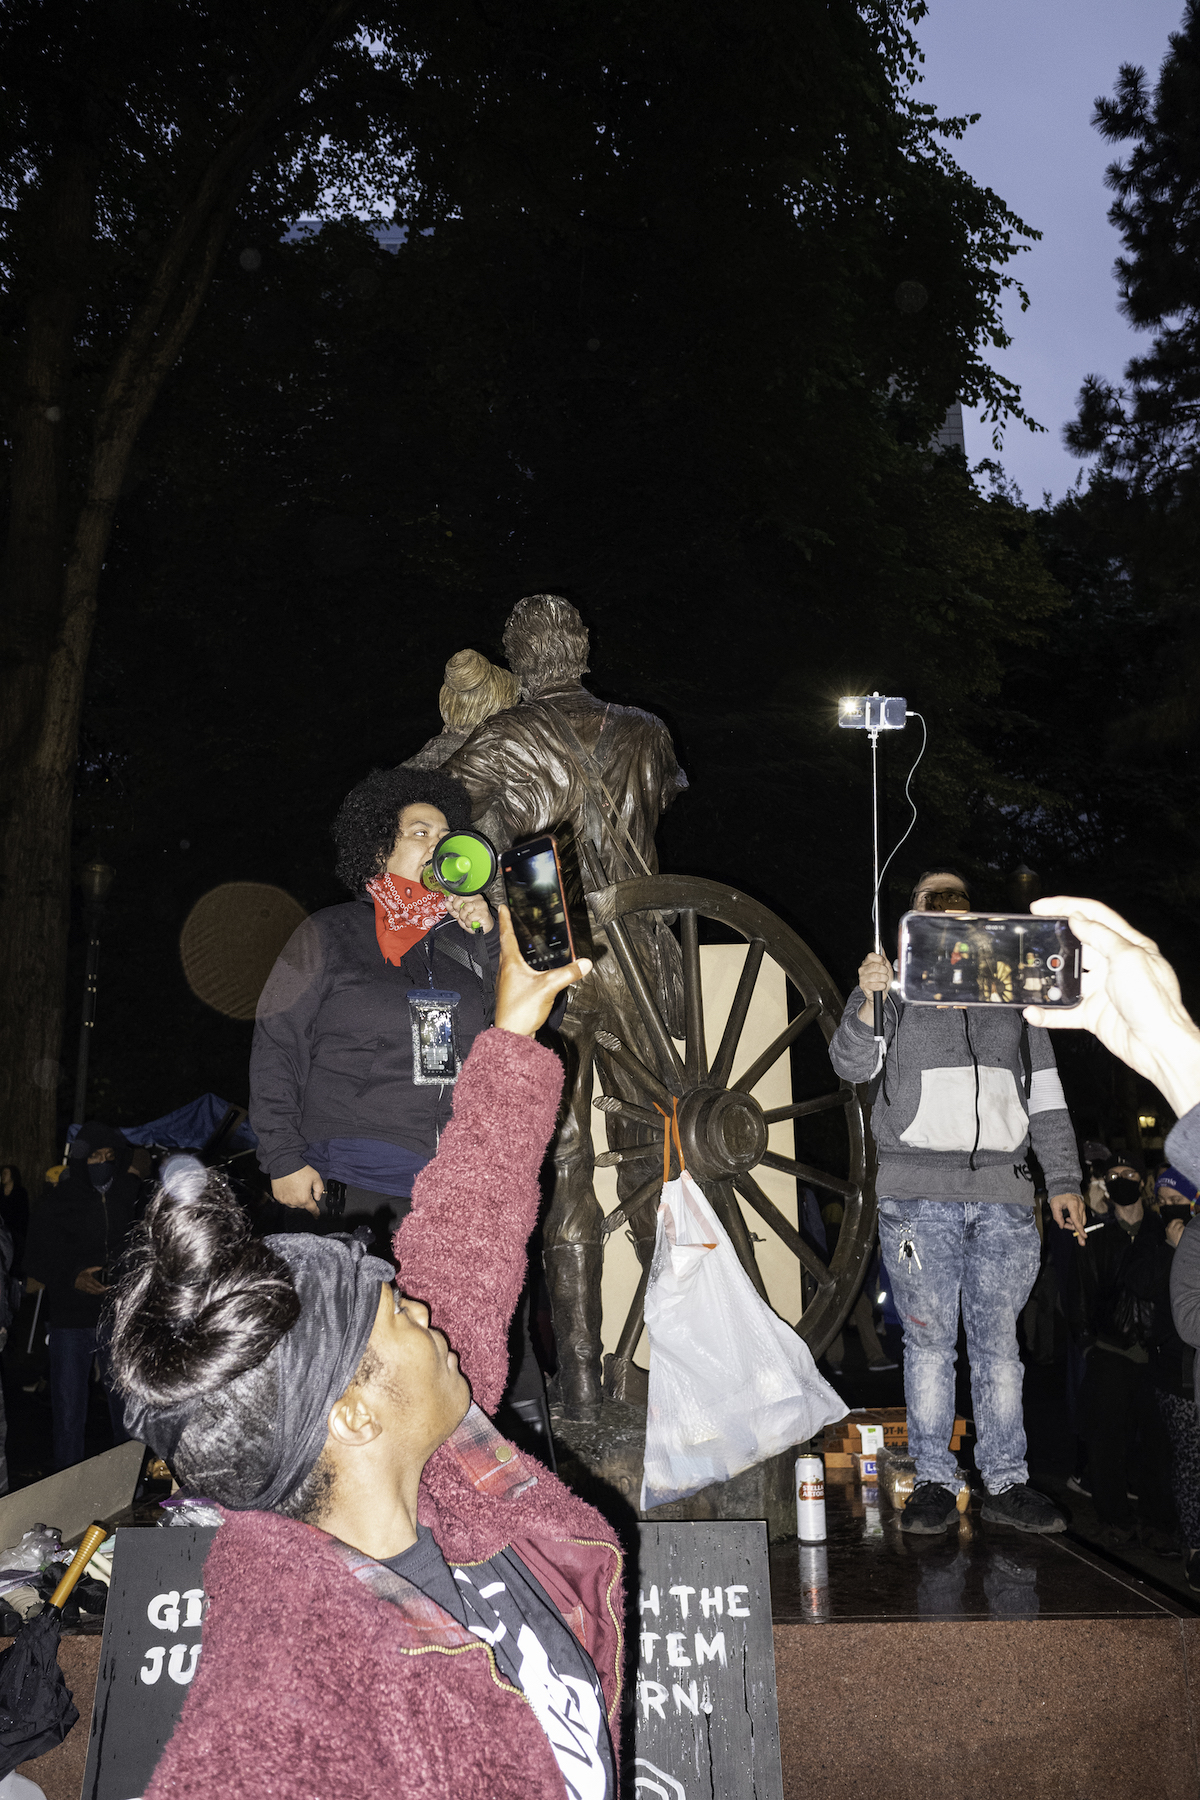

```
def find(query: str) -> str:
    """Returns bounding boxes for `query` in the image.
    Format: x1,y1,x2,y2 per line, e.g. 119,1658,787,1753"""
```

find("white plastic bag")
640,1167,847,1510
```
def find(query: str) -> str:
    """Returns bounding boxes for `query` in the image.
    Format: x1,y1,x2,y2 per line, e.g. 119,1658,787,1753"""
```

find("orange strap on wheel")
654,1097,684,1186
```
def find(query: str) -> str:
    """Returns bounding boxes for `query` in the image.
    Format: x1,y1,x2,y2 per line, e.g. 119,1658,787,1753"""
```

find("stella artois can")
796,1452,826,1543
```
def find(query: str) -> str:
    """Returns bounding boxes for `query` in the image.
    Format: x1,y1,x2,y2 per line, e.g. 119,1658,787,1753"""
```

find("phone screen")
898,912,1083,1008
501,838,577,971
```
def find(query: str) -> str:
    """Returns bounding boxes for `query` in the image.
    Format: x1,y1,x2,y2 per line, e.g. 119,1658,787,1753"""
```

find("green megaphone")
421,831,498,898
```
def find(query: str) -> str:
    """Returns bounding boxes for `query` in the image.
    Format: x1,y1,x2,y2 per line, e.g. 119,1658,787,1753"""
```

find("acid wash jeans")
878,1198,1041,1495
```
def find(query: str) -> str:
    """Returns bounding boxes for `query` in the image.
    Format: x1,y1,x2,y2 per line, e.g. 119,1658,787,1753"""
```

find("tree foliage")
3,0,1064,1149
1066,0,1200,492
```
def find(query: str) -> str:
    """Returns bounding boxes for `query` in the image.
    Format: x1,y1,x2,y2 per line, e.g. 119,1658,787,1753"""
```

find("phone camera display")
901,913,1081,1007
503,847,572,970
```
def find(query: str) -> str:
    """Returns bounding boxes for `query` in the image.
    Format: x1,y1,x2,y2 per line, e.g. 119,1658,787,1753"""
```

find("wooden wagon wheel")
584,872,871,1373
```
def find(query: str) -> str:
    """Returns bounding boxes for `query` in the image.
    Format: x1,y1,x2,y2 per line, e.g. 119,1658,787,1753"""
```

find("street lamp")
72,862,115,1126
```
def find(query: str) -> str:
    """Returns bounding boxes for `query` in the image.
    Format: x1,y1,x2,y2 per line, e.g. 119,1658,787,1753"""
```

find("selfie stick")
838,694,909,1053
870,725,884,1041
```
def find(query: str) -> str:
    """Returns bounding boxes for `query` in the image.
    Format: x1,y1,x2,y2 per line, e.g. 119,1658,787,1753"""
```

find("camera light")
837,695,908,731
1139,1114,1158,1131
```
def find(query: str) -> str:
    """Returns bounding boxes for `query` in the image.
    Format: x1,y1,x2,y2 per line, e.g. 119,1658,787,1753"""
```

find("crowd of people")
4,601,1200,1788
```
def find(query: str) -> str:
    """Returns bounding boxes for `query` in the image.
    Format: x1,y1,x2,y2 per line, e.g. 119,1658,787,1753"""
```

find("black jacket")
25,1164,143,1329
249,898,499,1181
1065,1209,1191,1394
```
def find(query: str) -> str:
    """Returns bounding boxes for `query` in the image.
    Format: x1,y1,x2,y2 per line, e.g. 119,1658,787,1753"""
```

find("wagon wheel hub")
677,1085,768,1181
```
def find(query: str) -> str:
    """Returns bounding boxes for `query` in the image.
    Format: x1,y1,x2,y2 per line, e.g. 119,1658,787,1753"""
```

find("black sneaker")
981,1483,1067,1534
1185,1549,1200,1594
899,1482,959,1534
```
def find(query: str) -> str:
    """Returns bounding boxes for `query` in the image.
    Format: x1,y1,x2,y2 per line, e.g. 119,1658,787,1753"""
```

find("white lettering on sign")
725,1586,750,1617
638,1586,660,1618
168,1644,202,1685
673,1680,699,1717
139,1640,204,1685
640,1631,660,1661
694,1631,727,1667
665,1633,691,1669
639,1680,668,1721
667,1585,695,1619
633,1755,687,1798
699,1586,723,1618
147,1591,180,1632
180,1588,205,1628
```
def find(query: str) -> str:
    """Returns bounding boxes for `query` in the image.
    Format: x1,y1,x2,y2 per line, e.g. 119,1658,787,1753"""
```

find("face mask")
1107,1176,1142,1209
87,1161,114,1190
1160,1205,1192,1227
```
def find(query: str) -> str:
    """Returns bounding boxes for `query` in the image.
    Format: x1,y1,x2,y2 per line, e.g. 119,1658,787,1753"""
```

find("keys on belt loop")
898,1232,922,1272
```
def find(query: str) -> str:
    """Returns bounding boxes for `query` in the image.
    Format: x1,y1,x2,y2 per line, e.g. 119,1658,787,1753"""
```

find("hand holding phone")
494,906,591,1037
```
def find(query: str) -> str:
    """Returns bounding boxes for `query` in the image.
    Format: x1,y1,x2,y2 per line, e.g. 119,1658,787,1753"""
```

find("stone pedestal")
551,1400,800,1538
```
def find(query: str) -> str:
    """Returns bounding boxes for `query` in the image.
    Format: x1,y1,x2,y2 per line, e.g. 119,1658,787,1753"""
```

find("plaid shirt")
325,1406,539,1646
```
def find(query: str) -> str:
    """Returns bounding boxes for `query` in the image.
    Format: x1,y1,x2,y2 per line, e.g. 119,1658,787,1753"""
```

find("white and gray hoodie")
829,990,1081,1203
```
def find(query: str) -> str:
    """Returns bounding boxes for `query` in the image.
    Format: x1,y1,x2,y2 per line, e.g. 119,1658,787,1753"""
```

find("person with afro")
250,766,499,1228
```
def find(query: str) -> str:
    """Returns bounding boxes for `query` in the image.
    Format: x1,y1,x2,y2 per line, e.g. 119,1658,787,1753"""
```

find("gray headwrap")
122,1231,394,1511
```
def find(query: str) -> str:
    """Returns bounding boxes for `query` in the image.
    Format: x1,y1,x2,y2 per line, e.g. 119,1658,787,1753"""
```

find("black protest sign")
82,1526,217,1800
634,1521,783,1800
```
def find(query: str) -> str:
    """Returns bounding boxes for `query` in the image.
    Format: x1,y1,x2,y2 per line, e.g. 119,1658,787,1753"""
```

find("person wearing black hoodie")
25,1122,142,1469
1065,1155,1180,1549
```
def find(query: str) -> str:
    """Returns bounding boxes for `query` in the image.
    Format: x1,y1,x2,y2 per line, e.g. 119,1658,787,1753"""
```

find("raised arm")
394,907,589,1412
396,1029,563,1411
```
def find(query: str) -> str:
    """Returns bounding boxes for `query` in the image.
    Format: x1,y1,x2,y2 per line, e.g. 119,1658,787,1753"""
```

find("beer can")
795,1452,826,1543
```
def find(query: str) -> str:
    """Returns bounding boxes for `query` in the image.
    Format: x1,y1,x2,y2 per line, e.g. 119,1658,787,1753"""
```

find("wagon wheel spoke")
733,1171,835,1290
758,1151,857,1200
612,1260,653,1364
762,1091,848,1125
732,1002,821,1095
595,1147,658,1170
602,913,686,1092
702,1179,771,1303
600,1169,664,1242
709,938,765,1088
595,1029,672,1106
680,907,707,1083
593,1095,662,1128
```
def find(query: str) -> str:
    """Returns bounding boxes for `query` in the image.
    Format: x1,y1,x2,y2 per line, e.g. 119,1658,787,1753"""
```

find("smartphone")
501,835,579,971
898,911,1083,1008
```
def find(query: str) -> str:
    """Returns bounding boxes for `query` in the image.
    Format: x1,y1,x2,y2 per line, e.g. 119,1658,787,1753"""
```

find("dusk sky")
915,0,1185,505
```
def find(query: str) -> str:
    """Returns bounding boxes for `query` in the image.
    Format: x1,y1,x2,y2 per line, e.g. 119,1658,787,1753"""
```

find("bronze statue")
405,648,519,771
446,595,687,1419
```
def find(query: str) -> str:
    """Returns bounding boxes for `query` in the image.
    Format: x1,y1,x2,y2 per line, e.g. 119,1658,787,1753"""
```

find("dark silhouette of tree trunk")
0,2,356,1181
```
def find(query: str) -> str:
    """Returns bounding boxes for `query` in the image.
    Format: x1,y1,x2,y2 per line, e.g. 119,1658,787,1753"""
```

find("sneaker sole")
979,1503,1067,1534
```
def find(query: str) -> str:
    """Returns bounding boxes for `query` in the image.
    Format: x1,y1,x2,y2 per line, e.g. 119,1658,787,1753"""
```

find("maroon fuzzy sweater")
146,1029,624,1800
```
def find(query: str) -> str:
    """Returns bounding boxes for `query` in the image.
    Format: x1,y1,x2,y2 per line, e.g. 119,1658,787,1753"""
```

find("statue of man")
446,594,687,1418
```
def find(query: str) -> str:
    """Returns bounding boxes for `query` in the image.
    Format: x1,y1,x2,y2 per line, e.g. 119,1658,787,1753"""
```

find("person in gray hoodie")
829,868,1085,1536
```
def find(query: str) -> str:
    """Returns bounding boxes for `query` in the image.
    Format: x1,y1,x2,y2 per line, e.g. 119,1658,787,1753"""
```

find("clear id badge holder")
409,988,461,1085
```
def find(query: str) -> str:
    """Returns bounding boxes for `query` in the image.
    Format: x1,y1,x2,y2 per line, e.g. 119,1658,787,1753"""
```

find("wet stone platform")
770,1476,1190,1624
769,1481,1200,1800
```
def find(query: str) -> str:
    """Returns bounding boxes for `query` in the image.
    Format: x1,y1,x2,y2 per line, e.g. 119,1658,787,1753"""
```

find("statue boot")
544,1241,604,1422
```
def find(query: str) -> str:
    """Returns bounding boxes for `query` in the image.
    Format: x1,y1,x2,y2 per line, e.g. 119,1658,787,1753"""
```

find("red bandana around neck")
365,872,447,966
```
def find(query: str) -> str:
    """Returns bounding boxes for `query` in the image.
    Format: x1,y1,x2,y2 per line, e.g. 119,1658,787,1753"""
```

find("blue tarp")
67,1095,258,1153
